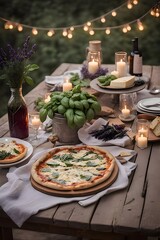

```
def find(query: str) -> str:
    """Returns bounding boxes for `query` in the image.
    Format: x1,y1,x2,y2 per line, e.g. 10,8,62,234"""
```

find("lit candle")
121,105,130,118
111,70,119,78
88,60,99,74
137,134,148,149
44,95,51,103
31,116,41,127
117,59,127,77
63,79,72,92
139,127,148,137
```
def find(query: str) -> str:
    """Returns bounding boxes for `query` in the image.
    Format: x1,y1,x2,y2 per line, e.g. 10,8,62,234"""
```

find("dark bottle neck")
133,38,139,52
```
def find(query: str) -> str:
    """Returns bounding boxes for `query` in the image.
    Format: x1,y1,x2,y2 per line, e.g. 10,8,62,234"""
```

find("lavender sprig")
0,36,38,88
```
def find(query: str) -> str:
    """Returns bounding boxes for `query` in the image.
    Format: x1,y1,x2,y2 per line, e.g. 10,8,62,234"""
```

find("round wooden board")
30,163,119,197
138,114,160,142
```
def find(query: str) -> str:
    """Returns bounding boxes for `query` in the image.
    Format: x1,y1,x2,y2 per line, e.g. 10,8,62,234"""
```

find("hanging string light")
100,16,106,23
137,19,144,31
47,29,54,37
150,1,160,17
127,1,133,9
0,1,158,38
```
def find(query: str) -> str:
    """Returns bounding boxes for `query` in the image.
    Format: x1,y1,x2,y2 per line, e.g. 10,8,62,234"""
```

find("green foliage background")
0,0,159,117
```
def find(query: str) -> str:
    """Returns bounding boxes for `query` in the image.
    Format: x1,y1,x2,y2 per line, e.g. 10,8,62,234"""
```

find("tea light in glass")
87,41,102,74
119,94,135,121
29,113,42,143
136,119,149,149
115,52,127,77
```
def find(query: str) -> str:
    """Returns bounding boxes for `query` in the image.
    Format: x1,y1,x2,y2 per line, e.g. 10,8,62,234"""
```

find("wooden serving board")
138,114,160,142
31,163,119,197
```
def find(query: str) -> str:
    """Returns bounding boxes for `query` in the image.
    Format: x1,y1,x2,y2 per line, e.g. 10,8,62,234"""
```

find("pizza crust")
31,146,115,191
0,141,27,164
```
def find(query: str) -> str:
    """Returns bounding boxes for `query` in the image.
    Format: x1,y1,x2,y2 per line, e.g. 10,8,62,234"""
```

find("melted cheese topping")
38,148,111,186
0,141,20,156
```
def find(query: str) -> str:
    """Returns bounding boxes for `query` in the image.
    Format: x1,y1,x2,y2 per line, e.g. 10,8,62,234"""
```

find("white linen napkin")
78,118,131,147
0,146,136,227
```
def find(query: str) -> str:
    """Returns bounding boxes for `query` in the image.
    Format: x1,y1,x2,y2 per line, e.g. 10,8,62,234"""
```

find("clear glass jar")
87,40,102,74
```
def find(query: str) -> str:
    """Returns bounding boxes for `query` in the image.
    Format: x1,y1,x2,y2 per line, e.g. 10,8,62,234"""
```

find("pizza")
0,140,27,164
31,145,115,191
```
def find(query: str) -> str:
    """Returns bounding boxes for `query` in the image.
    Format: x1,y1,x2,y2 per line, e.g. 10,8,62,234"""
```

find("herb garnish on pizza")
0,140,27,163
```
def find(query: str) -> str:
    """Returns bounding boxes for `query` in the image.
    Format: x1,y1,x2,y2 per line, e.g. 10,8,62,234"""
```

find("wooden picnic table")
0,63,160,240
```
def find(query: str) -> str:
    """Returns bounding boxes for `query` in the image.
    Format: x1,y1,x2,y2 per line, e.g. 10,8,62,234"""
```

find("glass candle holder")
119,94,136,121
136,119,149,149
115,51,127,77
87,40,102,74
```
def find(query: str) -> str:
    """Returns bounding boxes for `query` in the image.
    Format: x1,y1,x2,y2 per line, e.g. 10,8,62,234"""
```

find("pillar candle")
137,134,148,149
88,60,99,74
63,80,72,92
117,59,127,77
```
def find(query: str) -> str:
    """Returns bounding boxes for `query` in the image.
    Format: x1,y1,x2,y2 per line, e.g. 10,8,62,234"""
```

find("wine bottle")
129,39,135,75
129,37,143,76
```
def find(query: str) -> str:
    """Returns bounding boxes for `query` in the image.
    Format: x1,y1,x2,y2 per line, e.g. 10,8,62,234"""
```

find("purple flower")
0,36,38,88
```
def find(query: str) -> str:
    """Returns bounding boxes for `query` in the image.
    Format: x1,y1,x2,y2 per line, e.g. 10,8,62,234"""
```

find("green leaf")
24,76,34,85
25,64,39,72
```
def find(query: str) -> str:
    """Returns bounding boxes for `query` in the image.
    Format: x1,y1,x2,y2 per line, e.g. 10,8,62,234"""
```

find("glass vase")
8,87,29,139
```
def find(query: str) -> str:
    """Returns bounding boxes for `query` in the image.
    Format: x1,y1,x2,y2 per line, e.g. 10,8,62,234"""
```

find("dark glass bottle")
8,88,29,139
129,37,142,76
129,39,135,75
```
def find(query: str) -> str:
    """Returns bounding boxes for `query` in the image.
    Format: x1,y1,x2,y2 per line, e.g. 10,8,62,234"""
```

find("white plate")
136,105,160,115
45,75,64,85
137,98,160,112
0,137,33,168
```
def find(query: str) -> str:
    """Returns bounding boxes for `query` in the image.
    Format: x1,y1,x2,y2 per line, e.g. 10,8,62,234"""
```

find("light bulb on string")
70,26,74,31
62,29,68,36
127,1,133,9
47,29,54,37
4,22,9,29
127,24,131,31
112,11,117,17
8,23,14,29
101,16,106,23
17,24,23,31
122,26,128,33
137,20,144,31
32,28,38,35
105,28,110,34
67,31,73,39
155,8,160,17
87,21,91,26
89,29,94,35
150,10,155,16
133,0,138,5
83,25,88,31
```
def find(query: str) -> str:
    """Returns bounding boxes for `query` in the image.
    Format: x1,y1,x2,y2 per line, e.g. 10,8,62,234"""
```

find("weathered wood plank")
140,142,160,235
67,203,96,230
114,144,151,233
